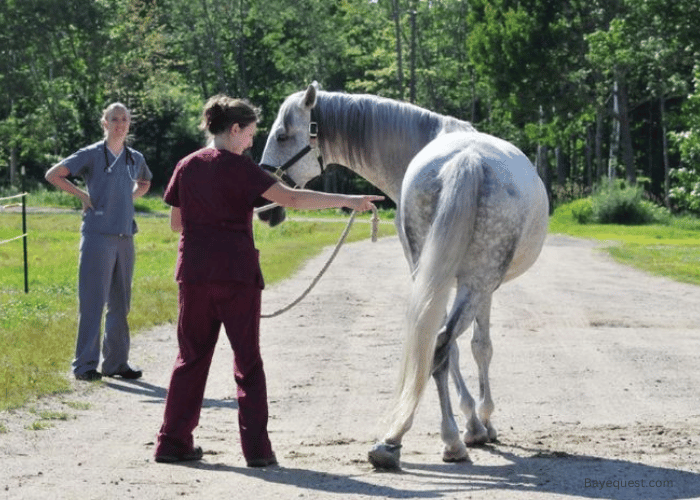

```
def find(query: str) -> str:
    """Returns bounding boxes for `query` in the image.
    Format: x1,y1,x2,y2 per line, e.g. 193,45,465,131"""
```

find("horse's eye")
277,133,288,142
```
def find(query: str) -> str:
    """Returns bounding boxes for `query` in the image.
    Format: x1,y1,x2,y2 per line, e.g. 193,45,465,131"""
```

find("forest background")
2,0,700,214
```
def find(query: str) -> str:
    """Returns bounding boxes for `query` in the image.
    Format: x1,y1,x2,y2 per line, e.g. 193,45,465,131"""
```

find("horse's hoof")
464,416,489,446
486,424,498,442
464,428,489,447
442,445,471,463
368,442,402,470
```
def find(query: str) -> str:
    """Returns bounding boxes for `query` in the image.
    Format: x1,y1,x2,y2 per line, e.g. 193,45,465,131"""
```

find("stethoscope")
103,141,137,182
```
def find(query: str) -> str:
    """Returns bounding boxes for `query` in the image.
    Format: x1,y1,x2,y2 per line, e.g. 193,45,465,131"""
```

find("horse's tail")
386,152,483,441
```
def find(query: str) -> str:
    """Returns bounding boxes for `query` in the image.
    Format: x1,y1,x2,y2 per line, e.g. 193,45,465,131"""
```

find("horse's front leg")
469,294,497,444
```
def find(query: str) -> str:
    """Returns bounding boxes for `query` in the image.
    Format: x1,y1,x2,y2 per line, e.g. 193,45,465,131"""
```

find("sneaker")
103,367,142,380
246,454,278,468
155,446,204,464
75,370,102,382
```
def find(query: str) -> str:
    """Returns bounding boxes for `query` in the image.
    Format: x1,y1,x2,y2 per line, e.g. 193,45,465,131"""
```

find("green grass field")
549,202,700,285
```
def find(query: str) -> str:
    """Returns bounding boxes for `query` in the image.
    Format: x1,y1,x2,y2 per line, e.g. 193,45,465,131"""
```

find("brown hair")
200,95,260,135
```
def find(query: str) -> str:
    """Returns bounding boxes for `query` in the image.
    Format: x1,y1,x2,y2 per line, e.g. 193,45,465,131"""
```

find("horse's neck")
316,93,472,202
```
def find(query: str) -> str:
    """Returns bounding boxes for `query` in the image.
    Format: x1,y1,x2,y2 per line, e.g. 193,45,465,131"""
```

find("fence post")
0,184,29,293
21,166,28,293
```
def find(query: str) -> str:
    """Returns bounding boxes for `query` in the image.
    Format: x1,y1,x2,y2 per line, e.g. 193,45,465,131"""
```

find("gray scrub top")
62,141,153,236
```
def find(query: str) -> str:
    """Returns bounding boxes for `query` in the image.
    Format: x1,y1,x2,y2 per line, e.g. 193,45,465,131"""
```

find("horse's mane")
315,91,475,173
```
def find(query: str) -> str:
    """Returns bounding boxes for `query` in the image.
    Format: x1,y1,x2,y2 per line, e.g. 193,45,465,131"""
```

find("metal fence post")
0,184,29,293
21,166,28,293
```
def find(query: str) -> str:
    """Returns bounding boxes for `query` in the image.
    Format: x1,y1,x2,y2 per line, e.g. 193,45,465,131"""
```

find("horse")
260,82,549,470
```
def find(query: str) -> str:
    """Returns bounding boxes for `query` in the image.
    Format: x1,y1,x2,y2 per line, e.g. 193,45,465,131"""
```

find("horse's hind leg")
447,340,490,446
433,342,470,462
440,290,496,446
432,286,489,455
468,294,497,444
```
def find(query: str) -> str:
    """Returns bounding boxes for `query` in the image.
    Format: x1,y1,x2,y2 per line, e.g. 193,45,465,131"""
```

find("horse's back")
399,130,548,281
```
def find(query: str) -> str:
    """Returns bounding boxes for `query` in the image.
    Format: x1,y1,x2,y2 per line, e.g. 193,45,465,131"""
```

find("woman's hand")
79,192,93,213
347,195,384,213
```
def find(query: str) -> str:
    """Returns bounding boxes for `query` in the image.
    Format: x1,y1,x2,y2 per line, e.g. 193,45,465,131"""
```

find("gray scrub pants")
73,233,134,376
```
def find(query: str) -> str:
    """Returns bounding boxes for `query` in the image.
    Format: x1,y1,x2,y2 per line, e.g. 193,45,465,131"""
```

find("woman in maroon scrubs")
155,95,382,466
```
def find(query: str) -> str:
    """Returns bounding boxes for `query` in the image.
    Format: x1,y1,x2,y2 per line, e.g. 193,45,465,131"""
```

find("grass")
26,421,53,431
23,408,72,431
34,410,71,421
62,400,91,410
549,202,700,285
0,194,395,410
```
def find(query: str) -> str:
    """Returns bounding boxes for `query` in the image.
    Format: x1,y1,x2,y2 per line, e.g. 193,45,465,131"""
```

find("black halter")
260,110,324,188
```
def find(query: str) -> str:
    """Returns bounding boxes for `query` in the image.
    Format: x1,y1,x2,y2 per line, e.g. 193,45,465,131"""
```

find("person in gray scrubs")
45,103,152,381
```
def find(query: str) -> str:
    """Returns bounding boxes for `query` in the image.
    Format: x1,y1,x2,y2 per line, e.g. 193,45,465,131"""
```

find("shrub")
591,180,667,225
569,198,594,224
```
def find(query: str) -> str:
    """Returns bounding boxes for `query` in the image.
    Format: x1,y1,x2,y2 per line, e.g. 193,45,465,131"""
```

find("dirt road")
2,234,700,499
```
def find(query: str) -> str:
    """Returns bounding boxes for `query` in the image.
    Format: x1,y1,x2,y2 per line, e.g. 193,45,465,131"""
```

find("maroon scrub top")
164,148,277,287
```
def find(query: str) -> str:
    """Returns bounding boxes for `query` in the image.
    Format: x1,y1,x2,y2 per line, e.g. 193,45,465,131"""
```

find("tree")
669,64,700,215
2,0,700,207
0,0,112,182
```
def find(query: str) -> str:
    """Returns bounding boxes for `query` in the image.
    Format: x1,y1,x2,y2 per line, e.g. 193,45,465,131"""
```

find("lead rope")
253,202,280,215
260,206,379,319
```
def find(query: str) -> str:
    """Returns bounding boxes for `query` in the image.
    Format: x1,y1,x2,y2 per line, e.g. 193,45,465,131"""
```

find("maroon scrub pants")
156,281,273,462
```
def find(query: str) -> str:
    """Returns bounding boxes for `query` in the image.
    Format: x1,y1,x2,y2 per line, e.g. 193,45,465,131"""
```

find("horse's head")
260,82,323,188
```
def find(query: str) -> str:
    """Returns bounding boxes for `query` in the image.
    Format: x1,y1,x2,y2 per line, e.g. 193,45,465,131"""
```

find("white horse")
260,83,549,470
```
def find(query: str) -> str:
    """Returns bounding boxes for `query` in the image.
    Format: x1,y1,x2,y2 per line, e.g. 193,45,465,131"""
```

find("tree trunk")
609,80,621,181
585,124,593,189
536,145,552,213
10,146,18,187
200,0,227,94
392,0,404,100
409,9,416,103
595,108,604,182
660,95,671,207
236,0,248,96
618,78,636,185
570,135,577,192
555,146,568,190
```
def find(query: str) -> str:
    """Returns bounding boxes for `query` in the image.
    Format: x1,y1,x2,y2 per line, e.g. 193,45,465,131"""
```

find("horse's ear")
303,82,318,109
